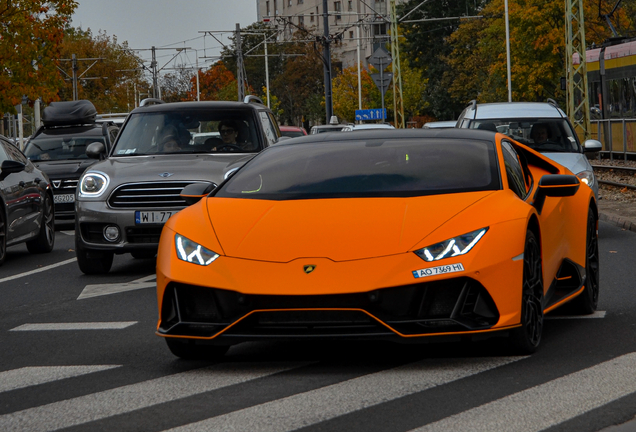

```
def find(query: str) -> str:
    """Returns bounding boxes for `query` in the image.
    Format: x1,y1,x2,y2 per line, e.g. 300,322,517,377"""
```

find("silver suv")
456,100,602,198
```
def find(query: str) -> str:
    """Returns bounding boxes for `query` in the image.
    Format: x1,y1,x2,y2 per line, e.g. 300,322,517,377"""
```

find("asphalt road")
0,221,635,432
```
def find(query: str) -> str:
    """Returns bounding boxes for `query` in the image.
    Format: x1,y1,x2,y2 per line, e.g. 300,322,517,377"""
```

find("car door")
0,139,31,241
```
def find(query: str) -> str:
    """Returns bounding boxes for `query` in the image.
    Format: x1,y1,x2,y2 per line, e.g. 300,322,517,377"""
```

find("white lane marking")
164,356,525,432
10,322,137,331
409,353,636,432
0,258,77,284
546,310,606,319
77,274,157,300
0,362,306,432
0,366,121,393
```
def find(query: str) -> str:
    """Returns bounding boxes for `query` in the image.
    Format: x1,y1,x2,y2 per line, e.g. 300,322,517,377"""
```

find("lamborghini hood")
206,191,496,262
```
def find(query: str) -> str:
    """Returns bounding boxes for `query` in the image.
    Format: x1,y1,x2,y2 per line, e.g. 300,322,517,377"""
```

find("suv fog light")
103,225,120,242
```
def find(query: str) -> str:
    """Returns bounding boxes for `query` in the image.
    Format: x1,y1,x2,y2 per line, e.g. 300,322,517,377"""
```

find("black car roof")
130,101,269,114
276,128,499,146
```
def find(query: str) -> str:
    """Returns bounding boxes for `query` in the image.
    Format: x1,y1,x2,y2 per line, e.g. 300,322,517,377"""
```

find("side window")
501,140,528,199
0,141,10,164
259,111,278,147
4,141,28,164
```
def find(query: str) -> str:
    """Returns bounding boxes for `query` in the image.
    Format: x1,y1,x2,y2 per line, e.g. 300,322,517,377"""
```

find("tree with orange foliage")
187,61,238,101
0,0,77,113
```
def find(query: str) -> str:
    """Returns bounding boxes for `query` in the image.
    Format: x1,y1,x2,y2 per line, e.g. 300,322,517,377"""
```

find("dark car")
23,100,118,224
74,97,282,274
0,135,55,265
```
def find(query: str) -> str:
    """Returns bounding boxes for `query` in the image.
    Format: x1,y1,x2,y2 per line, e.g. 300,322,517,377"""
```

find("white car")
341,123,395,131
456,100,602,198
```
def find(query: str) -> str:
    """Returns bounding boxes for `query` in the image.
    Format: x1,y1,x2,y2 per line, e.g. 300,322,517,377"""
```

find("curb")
599,212,636,233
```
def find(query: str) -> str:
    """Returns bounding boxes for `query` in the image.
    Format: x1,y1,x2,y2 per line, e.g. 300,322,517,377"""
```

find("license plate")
135,210,177,224
54,194,75,204
412,263,464,279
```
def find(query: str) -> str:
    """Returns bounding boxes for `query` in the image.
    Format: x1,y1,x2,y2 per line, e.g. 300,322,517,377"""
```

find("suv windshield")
113,110,260,156
469,118,580,153
216,138,500,200
25,135,105,161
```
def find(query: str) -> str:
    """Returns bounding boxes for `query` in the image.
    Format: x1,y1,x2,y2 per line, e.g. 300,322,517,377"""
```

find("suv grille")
108,181,212,209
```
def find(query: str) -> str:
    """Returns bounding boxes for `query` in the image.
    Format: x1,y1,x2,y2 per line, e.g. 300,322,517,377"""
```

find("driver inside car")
530,123,550,145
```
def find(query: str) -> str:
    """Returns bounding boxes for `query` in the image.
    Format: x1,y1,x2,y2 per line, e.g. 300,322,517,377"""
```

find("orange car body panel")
156,134,596,341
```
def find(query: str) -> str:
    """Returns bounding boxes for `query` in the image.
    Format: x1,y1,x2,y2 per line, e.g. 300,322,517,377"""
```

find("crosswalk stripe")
0,258,77,284
77,274,157,299
163,356,525,432
0,366,121,393
409,352,636,432
10,322,137,331
0,362,305,432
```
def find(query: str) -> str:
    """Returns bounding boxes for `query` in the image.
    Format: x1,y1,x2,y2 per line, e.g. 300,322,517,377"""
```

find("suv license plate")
135,211,177,224
54,194,75,204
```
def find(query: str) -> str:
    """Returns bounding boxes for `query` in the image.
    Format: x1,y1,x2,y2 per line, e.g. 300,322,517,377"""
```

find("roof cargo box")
42,100,97,126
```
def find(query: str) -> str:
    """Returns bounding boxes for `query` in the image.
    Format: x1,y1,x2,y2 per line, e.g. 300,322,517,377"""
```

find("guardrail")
590,119,636,160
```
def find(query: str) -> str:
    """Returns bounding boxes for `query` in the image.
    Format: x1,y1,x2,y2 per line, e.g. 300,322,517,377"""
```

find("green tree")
332,64,381,123
57,27,145,112
160,64,194,103
398,0,486,120
0,0,77,113
444,0,632,106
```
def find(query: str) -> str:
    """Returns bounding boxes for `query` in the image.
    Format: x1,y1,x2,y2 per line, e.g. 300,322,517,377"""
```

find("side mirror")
181,183,217,206
583,139,602,153
86,142,106,159
533,174,580,214
1,159,26,174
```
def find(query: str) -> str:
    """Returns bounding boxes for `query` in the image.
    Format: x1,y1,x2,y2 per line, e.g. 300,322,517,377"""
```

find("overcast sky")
71,0,258,71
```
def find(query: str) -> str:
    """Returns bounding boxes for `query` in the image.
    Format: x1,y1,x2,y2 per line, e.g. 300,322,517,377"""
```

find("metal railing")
590,119,636,160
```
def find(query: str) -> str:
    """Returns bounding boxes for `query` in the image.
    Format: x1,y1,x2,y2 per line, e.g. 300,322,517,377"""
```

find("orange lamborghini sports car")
155,129,599,359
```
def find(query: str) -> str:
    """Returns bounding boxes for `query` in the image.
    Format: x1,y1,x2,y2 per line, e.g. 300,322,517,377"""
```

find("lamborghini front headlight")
175,234,220,266
414,227,488,262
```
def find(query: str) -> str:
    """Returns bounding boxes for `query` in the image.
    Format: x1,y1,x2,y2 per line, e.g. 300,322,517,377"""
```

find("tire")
509,230,544,354
571,208,600,314
75,236,114,274
165,338,229,361
0,208,6,266
26,193,55,254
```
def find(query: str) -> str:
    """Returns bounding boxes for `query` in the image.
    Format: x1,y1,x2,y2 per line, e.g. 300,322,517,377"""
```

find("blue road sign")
355,109,386,121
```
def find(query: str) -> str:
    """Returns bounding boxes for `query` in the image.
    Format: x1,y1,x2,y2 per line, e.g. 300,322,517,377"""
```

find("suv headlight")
175,234,220,266
414,228,488,262
576,170,594,188
79,172,110,197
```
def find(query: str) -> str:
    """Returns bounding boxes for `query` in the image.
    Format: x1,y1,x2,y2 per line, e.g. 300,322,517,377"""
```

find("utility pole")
151,46,159,99
389,0,404,128
57,55,105,100
565,0,591,140
322,0,333,123
236,24,246,101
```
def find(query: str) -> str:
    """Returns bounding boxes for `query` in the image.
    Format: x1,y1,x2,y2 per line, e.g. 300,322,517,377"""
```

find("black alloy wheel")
165,338,229,361
571,208,600,314
0,207,6,266
26,193,55,254
510,230,544,354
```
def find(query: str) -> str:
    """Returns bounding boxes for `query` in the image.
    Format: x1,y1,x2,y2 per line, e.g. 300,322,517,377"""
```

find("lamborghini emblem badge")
303,265,316,274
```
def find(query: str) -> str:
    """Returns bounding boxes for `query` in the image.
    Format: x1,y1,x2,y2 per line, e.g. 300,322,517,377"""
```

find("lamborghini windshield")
112,110,261,156
216,138,501,200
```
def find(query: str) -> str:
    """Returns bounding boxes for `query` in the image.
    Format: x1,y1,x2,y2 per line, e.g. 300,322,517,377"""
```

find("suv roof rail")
468,99,477,110
243,95,264,105
547,98,560,109
139,98,165,107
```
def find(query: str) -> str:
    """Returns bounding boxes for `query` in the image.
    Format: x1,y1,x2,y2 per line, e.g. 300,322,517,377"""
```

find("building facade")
256,0,403,69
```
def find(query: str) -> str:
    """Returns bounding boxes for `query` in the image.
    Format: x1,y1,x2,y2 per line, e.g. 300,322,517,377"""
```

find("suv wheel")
26,193,55,254
75,237,114,274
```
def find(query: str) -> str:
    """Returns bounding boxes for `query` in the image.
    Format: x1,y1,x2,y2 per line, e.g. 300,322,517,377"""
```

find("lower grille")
126,226,163,244
158,278,500,338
